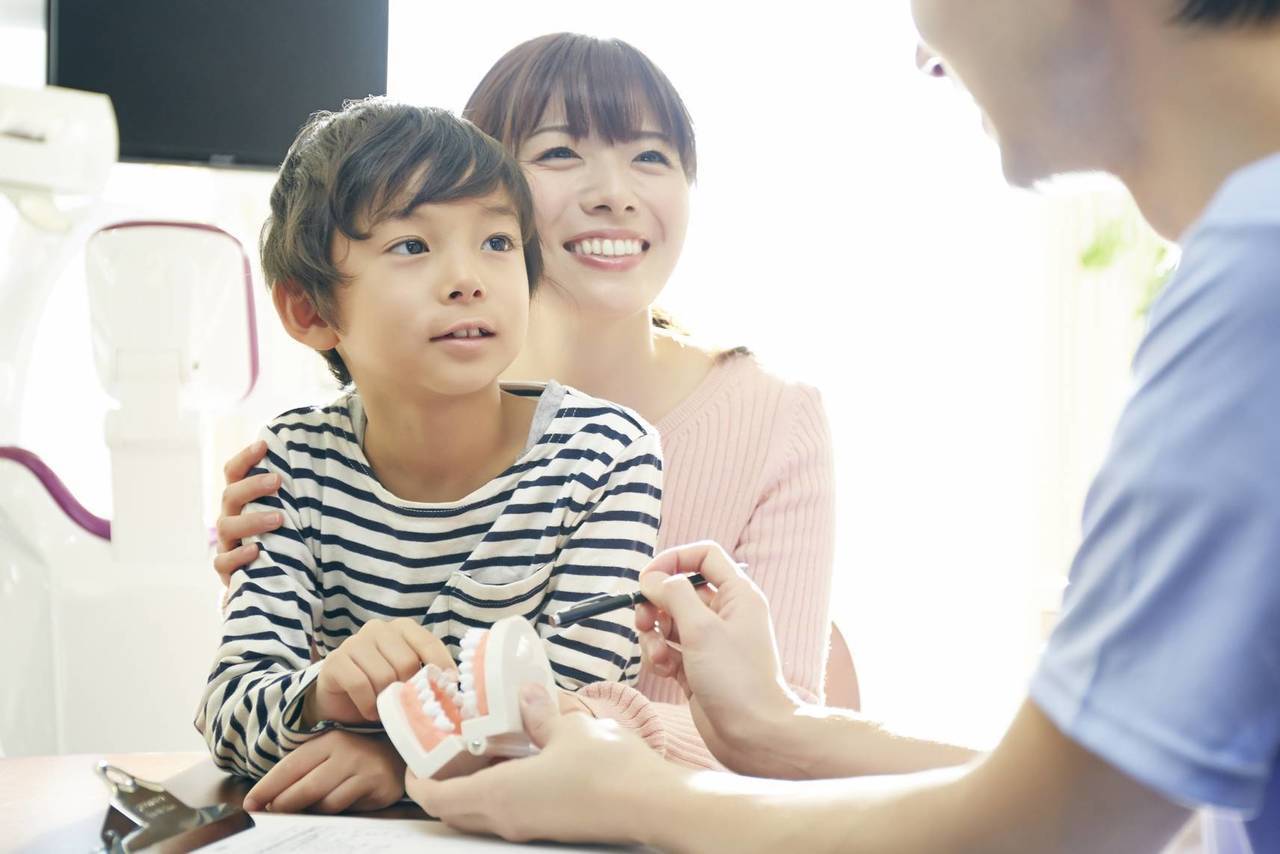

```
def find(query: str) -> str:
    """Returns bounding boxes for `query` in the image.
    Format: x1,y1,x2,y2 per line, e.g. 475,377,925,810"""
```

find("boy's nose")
447,281,486,303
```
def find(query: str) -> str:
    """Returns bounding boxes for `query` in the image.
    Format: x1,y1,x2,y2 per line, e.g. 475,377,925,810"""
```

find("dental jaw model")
378,616,559,779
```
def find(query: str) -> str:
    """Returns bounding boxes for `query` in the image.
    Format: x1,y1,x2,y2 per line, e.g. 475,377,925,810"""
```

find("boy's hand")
306,618,454,725
243,730,405,814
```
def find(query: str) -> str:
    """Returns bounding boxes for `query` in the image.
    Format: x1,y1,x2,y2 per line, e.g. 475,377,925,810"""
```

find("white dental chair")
0,86,259,756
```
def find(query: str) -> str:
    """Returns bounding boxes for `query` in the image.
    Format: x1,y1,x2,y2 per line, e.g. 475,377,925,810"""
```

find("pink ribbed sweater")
576,353,836,768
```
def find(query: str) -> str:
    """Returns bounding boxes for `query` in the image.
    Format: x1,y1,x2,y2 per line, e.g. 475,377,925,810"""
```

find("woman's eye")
484,235,514,252
390,239,428,256
636,149,672,166
536,146,578,162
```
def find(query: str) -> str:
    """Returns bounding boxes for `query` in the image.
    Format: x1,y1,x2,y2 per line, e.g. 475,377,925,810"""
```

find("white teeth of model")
411,672,426,688
469,328,481,338
434,712,452,730
460,674,475,691
589,238,601,255
601,239,615,256
577,240,590,255
461,632,480,649
445,683,458,697
460,648,474,662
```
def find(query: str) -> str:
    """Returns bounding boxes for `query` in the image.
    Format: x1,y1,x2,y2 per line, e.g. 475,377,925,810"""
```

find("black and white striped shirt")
196,382,663,777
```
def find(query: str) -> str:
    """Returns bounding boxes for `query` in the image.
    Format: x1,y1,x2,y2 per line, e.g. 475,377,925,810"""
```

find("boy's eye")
636,149,672,166
536,146,578,162
484,235,515,252
390,239,428,256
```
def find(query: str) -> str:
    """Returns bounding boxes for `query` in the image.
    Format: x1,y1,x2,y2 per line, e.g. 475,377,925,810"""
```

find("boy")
196,99,662,813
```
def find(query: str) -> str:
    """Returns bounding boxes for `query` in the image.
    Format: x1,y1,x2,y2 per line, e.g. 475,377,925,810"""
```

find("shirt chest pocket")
424,561,555,648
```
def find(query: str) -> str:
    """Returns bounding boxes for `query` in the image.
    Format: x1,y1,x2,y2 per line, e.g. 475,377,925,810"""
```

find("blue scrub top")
1029,153,1280,854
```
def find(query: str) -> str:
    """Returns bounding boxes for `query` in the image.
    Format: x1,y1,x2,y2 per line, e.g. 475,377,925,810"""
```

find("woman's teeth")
448,328,489,339
572,238,644,257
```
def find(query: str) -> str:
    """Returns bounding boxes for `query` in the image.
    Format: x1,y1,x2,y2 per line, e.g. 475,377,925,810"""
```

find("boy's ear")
272,280,341,351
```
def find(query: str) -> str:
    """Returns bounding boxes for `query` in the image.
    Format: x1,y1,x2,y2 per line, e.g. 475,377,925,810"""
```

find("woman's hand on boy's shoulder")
307,618,456,726
213,438,284,586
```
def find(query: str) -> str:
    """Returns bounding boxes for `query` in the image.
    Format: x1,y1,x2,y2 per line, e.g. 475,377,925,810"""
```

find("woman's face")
515,104,690,321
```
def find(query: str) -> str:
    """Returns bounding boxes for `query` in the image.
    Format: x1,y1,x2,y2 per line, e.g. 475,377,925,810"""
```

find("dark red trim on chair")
0,446,111,541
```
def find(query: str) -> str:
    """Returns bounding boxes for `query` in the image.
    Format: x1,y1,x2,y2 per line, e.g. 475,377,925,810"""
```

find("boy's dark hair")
1176,0,1280,24
463,32,697,182
261,98,543,386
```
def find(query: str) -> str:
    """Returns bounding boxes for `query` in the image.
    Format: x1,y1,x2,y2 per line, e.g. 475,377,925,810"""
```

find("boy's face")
328,190,530,399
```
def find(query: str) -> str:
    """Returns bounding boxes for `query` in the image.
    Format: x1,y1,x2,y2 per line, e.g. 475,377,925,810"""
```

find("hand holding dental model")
378,616,560,780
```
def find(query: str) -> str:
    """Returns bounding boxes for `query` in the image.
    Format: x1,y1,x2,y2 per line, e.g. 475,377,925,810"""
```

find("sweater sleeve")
575,682,726,771
734,383,836,703
575,384,837,769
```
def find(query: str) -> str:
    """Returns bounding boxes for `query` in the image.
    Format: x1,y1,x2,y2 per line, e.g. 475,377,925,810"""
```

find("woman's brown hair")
463,32,697,182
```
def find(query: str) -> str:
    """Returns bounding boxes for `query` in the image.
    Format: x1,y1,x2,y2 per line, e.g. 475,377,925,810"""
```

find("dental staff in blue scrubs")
406,1,1280,851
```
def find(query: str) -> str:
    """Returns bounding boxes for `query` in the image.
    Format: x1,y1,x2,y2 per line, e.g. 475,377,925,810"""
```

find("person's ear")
272,280,341,351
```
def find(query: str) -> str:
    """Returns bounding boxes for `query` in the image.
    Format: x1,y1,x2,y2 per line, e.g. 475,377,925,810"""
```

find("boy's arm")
195,429,343,777
540,428,663,690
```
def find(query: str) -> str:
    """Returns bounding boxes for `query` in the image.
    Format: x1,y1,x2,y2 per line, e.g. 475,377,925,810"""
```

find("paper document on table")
199,812,642,852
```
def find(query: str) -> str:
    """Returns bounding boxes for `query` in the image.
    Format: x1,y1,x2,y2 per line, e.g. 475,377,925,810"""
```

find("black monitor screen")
47,0,388,168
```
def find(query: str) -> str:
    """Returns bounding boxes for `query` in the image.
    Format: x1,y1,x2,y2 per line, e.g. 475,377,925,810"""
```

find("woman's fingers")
215,509,282,552
213,543,259,585
219,472,282,519
222,440,269,485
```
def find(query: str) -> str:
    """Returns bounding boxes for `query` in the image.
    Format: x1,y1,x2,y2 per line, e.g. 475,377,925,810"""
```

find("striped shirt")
195,382,663,777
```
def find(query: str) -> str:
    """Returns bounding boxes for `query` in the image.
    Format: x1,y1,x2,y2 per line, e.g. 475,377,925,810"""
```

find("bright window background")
3,1,1160,748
